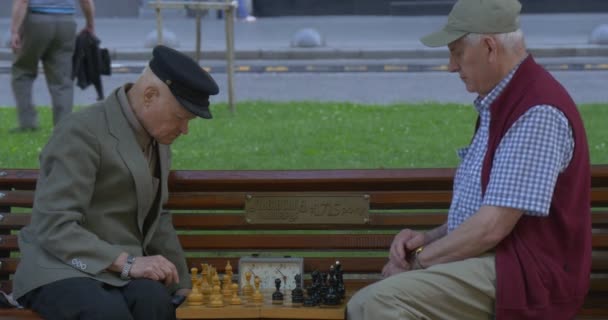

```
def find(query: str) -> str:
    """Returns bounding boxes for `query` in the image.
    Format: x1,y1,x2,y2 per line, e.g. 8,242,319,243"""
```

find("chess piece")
230,283,242,305
212,273,221,288
335,260,346,300
304,270,321,307
252,276,264,305
272,278,284,305
222,274,233,299
209,284,224,307
187,268,204,306
242,271,254,298
291,274,304,307
323,267,339,306
201,264,212,303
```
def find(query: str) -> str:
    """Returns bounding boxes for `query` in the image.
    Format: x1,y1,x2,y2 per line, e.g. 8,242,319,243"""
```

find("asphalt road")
1,67,607,107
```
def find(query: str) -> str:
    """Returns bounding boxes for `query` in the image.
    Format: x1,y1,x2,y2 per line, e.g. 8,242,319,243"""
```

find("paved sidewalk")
1,13,608,61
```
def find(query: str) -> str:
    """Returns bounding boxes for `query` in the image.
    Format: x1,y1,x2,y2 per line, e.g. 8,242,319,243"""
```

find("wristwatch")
412,246,425,270
120,255,136,280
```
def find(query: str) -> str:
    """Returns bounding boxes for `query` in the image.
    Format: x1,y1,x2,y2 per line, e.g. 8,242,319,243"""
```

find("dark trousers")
18,278,176,320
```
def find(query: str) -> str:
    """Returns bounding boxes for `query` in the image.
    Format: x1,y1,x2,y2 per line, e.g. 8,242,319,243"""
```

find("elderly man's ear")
143,86,160,107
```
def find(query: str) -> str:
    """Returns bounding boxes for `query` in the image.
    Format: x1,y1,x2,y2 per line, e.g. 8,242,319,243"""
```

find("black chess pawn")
272,278,284,304
291,274,305,306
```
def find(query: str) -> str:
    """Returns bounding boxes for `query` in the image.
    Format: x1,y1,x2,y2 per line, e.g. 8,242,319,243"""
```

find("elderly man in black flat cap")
12,45,219,320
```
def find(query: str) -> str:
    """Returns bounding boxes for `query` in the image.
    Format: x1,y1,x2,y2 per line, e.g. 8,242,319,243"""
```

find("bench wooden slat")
0,235,18,251
2,211,608,231
168,168,457,192
171,212,448,230
0,308,42,320
0,214,31,230
0,191,35,209
2,166,608,191
164,191,455,210
179,234,394,250
2,252,608,276
592,229,608,248
4,189,608,211
592,188,608,207
0,232,607,251
3,211,608,230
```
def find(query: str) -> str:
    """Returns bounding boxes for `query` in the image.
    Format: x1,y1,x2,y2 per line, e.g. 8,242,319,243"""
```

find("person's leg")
19,277,133,320
121,279,175,320
41,15,76,126
11,14,53,130
347,255,496,320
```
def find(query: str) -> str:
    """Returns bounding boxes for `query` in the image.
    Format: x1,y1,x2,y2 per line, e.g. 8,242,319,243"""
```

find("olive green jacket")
13,87,190,299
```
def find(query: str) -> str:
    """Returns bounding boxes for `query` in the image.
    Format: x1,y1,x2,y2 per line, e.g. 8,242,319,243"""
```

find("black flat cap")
149,45,219,119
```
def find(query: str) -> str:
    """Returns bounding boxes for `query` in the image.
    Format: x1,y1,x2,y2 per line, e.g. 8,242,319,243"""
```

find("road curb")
1,46,608,61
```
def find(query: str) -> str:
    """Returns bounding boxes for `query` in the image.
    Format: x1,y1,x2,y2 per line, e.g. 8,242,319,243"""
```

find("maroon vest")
480,56,591,319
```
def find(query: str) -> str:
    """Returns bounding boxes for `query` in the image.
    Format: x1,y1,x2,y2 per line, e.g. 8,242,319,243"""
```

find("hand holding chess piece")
272,278,284,305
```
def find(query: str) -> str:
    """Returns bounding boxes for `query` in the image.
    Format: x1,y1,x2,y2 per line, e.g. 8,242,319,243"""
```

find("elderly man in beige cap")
347,0,591,319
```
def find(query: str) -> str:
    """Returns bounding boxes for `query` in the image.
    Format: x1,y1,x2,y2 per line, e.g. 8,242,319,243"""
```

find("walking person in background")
347,0,591,319
9,0,95,132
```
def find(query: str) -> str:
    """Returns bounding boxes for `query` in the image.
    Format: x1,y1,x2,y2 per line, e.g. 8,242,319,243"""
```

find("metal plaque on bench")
245,193,370,224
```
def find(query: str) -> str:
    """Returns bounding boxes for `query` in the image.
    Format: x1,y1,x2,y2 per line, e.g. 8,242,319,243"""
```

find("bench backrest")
1,166,607,315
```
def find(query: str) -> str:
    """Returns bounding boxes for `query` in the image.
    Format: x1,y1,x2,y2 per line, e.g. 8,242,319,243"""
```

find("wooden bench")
1,166,607,319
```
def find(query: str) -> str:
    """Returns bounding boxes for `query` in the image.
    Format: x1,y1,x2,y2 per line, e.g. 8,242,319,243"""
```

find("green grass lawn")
1,102,607,169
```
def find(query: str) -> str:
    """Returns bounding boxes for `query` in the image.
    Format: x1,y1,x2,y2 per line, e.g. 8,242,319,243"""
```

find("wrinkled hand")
129,255,179,286
381,260,407,278
388,228,426,269
10,33,21,54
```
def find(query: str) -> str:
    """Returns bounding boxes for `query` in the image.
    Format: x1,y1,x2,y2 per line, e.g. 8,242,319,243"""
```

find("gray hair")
464,29,526,53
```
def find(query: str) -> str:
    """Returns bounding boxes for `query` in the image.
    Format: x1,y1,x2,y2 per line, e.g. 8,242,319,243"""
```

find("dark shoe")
9,127,38,133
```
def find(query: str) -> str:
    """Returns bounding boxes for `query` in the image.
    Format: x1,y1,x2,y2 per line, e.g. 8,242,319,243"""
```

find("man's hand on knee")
129,255,179,286
382,260,408,278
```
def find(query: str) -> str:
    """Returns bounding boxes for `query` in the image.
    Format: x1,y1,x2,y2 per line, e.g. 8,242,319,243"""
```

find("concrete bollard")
590,24,608,45
291,28,325,48
144,29,180,48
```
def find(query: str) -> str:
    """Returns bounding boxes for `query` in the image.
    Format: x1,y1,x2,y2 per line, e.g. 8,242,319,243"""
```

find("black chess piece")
272,278,284,304
335,261,346,300
319,271,329,304
291,274,305,306
323,273,340,306
304,270,321,307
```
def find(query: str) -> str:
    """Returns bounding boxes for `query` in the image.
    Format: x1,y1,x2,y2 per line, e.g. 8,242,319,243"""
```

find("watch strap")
120,255,135,280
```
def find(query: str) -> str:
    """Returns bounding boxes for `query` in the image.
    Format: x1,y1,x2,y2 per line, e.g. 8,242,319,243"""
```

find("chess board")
177,290,346,320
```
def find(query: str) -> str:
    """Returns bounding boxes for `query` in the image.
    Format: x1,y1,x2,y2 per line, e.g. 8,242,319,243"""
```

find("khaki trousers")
11,13,76,128
347,255,496,320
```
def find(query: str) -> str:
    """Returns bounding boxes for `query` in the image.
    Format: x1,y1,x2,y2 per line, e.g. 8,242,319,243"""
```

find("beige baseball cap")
420,0,522,47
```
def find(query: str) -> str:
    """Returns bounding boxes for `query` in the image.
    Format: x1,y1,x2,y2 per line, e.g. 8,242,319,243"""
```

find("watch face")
238,257,304,291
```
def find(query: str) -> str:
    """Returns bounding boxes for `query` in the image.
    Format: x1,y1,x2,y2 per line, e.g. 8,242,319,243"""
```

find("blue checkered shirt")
447,63,574,232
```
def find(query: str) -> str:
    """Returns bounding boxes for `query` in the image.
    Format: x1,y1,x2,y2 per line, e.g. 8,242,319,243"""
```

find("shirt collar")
117,84,152,152
473,54,528,114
